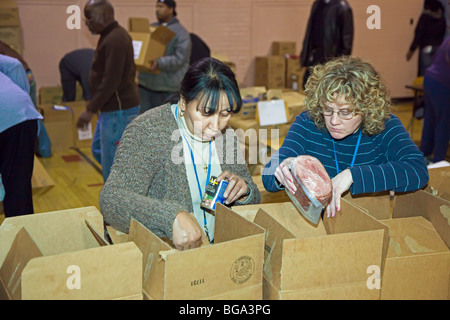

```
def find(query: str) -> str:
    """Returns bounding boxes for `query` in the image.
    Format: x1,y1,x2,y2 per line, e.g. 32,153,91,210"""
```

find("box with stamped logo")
232,200,389,300
127,204,265,300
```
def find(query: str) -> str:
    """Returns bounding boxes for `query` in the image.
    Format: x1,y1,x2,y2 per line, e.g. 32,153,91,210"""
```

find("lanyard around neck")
332,130,362,174
176,106,213,241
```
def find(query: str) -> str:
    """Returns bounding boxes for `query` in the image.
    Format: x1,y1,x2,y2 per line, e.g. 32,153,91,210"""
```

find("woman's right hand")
274,157,297,194
172,211,203,251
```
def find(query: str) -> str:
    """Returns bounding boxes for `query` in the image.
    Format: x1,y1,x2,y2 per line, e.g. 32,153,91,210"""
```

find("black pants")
138,85,175,114
0,120,38,217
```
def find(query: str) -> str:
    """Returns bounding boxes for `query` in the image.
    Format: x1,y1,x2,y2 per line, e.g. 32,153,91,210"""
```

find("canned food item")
200,176,229,214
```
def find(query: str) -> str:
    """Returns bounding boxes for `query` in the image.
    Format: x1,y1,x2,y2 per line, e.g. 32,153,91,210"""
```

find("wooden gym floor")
0,101,448,224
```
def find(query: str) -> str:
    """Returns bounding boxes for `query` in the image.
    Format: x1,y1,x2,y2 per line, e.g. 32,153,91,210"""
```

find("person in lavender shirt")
0,54,43,217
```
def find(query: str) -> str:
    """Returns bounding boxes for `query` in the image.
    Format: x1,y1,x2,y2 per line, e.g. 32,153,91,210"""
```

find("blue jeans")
420,77,450,162
92,106,140,181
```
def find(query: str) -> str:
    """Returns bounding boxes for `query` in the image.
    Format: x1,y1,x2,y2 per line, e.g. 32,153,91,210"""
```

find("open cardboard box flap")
393,190,449,247
0,228,43,300
425,166,450,201
253,198,389,299
380,190,450,300
0,207,142,300
128,204,265,300
128,17,175,73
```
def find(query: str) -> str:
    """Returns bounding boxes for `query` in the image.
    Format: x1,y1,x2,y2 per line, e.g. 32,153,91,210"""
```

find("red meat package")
285,155,333,225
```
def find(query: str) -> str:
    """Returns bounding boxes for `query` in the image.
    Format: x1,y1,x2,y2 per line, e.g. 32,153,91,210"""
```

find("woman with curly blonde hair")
263,56,429,218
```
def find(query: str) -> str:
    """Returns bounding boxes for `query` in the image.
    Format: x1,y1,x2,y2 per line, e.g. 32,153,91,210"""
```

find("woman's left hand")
326,169,353,218
217,171,250,205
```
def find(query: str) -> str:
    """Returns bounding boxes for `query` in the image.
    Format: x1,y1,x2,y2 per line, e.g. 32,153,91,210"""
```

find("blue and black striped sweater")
262,112,429,195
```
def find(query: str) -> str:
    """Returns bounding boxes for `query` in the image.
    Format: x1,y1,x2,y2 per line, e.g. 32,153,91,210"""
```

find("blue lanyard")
332,131,362,174
176,106,213,240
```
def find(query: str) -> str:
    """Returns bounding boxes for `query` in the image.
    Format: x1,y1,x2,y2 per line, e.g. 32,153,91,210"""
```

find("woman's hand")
274,157,297,194
326,169,353,218
217,171,249,204
172,211,203,251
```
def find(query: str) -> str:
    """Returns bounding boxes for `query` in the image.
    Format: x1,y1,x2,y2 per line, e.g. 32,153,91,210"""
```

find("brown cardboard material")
40,104,73,152
426,166,450,201
271,41,296,56
127,204,265,300
380,190,450,300
38,85,83,105
63,101,97,149
0,26,21,54
31,155,55,196
40,101,98,151
285,58,305,92
235,200,389,300
254,56,286,89
238,86,266,120
128,17,175,73
0,207,143,300
231,202,327,238
0,0,19,27
342,191,392,220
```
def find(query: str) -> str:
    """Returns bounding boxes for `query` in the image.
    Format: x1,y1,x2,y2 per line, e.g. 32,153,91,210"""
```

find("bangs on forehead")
320,76,354,107
196,90,237,114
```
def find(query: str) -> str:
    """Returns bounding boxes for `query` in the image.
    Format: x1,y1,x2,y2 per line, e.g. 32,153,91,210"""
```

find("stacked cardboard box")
254,41,305,92
230,87,305,167
254,56,286,89
0,0,21,54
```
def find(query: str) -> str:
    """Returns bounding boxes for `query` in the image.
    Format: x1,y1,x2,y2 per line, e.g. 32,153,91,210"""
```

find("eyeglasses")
322,107,356,120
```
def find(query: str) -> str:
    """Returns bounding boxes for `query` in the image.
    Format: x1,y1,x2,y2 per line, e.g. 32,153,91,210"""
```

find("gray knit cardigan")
99,103,261,239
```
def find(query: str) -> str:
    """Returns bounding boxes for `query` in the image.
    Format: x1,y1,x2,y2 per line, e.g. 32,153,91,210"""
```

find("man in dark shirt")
59,48,95,101
77,0,140,181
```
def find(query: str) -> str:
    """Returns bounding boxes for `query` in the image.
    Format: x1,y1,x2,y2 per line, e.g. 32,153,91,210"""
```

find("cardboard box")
128,17,175,73
254,56,286,89
380,190,450,300
282,90,305,122
342,191,392,220
63,101,97,149
238,86,266,120
38,85,83,105
0,0,19,27
233,200,389,300
0,26,21,54
127,204,265,300
272,41,296,56
0,207,143,300
31,156,55,196
285,57,305,92
426,166,450,201
40,104,73,152
40,102,97,151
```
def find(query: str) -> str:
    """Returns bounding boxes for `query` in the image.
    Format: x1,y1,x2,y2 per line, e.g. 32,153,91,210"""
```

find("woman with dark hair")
262,56,429,219
100,57,260,250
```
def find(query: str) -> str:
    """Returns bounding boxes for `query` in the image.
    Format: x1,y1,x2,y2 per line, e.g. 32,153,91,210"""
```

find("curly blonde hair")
304,56,392,135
